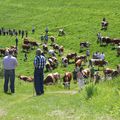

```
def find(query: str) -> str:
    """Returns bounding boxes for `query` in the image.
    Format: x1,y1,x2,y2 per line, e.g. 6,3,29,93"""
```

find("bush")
85,83,97,99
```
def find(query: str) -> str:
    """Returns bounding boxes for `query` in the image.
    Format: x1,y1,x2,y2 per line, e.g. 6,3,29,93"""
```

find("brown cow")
75,55,87,63
111,38,120,45
18,75,34,82
45,61,52,72
29,41,39,48
22,44,31,52
44,72,60,85
89,59,108,70
82,68,90,78
103,68,119,79
48,57,58,69
63,72,72,89
75,59,82,67
66,53,77,63
24,39,30,44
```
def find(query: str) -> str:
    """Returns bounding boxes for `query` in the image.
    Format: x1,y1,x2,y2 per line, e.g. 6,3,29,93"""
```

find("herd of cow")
0,18,120,89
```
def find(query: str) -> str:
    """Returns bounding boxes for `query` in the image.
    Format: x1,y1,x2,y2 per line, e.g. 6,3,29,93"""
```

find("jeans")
34,68,44,95
4,69,15,93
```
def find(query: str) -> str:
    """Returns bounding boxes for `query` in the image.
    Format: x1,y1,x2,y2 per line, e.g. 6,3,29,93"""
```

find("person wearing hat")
33,49,46,96
3,50,18,94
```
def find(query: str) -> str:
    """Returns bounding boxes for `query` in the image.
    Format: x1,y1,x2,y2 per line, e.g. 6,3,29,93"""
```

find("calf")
22,44,31,52
18,75,34,82
44,72,60,85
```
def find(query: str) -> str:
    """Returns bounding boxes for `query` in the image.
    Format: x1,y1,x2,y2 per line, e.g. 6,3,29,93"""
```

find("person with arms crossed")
3,50,18,94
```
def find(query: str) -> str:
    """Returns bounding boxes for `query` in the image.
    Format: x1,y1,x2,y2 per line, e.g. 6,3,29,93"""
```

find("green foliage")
85,83,97,99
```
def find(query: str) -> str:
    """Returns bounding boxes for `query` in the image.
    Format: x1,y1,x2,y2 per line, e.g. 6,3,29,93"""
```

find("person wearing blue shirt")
33,49,46,96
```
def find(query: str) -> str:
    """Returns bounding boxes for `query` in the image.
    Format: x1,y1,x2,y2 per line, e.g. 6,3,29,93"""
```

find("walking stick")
33,77,35,96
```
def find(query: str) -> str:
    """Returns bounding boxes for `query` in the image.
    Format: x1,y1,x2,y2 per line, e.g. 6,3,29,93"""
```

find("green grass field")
0,0,120,120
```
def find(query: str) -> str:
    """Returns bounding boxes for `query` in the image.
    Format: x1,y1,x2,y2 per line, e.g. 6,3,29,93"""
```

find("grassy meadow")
0,0,120,120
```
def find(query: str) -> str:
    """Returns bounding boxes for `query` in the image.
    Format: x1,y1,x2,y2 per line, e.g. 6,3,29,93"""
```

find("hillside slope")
0,0,120,120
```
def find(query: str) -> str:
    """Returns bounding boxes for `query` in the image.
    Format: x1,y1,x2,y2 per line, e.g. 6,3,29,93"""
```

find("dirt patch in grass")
0,109,7,117
47,90,78,95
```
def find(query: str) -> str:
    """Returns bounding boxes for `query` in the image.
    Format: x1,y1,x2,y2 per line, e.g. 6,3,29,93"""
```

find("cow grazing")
42,44,48,53
24,38,39,48
103,68,119,79
89,59,108,70
75,55,87,63
22,44,31,52
62,57,68,67
50,36,55,45
18,75,34,82
111,38,120,45
101,36,111,45
46,61,52,72
75,59,82,67
29,41,39,48
48,57,58,69
82,68,90,78
66,53,77,63
24,38,30,44
58,45,64,56
80,42,90,48
80,42,90,52
48,49,56,57
63,72,72,89
52,43,59,52
101,18,108,30
58,29,65,36
44,72,60,85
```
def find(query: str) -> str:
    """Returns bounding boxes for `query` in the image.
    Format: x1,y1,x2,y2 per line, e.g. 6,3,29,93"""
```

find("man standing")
33,49,46,96
15,36,18,47
32,26,35,34
3,50,18,94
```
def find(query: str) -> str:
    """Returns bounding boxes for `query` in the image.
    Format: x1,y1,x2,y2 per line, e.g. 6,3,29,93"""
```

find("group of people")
0,27,28,38
92,51,105,60
2,48,46,96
